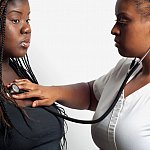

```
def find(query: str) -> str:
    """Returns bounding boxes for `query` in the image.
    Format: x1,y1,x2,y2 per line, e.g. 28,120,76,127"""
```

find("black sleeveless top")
0,102,64,150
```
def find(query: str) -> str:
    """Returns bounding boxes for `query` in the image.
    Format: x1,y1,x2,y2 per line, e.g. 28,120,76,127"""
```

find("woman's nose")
21,23,31,35
111,23,120,36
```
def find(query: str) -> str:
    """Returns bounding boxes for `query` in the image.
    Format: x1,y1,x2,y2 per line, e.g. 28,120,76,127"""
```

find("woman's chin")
14,53,27,58
18,49,28,57
117,48,127,57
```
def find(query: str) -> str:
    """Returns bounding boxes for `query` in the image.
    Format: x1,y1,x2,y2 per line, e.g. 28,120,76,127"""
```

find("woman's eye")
11,19,20,24
116,18,128,25
26,19,31,24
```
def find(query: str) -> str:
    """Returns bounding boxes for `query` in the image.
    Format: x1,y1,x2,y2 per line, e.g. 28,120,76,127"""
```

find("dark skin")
1,0,33,107
12,0,150,110
112,0,150,98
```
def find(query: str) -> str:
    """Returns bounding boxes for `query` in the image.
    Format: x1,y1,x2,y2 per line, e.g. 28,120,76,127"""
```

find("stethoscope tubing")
3,49,150,125
43,60,141,124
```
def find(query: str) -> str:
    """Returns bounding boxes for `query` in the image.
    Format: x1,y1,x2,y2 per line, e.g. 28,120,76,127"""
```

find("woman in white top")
12,0,150,149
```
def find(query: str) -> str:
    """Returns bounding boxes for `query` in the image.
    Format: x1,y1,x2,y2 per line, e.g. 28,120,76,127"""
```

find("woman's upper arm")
91,67,115,108
88,80,98,111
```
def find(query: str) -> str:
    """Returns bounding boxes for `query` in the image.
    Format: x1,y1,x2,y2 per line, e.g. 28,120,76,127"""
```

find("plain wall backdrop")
28,0,121,150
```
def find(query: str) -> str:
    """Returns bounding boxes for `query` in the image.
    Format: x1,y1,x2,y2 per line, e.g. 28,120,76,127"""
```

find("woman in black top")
0,0,66,149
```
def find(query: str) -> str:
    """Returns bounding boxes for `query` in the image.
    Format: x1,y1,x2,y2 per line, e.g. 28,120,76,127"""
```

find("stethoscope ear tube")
38,49,150,124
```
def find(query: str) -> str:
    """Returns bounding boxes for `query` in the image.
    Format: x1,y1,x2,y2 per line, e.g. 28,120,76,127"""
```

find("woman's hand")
11,79,58,107
10,79,96,110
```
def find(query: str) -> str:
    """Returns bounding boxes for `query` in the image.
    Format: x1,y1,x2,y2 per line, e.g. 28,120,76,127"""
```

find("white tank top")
91,58,150,150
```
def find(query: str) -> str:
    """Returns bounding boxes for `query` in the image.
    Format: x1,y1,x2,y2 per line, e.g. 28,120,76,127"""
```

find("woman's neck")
2,59,10,71
141,57,150,77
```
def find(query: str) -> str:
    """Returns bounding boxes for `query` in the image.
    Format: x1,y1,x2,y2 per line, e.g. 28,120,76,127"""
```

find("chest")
2,66,32,107
0,106,64,150
124,71,150,98
2,66,20,85
92,89,150,150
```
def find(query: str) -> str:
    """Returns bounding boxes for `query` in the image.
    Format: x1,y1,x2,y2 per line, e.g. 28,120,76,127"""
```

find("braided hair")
0,0,67,149
0,0,12,127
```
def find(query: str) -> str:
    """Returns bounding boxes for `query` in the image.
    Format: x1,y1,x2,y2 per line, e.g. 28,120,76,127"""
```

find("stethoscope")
8,49,150,124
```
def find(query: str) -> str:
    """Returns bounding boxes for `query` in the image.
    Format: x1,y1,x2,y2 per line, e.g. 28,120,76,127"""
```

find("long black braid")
0,0,67,149
0,0,12,126
9,56,67,149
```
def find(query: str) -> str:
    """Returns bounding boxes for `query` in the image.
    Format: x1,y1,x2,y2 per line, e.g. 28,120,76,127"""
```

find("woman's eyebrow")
7,10,22,14
116,12,132,19
7,10,30,15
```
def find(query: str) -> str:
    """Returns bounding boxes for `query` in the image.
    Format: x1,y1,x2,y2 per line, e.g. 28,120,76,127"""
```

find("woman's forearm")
56,82,91,110
56,81,98,111
12,79,98,110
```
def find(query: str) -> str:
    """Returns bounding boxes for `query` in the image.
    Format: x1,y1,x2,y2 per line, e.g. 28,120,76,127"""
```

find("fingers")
8,79,55,107
15,79,30,83
12,87,54,107
12,88,40,100
14,79,36,91
6,79,33,91
32,99,53,107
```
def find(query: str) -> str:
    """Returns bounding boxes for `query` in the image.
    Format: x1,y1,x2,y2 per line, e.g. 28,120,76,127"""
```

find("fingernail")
12,95,18,98
15,79,19,82
32,102,36,107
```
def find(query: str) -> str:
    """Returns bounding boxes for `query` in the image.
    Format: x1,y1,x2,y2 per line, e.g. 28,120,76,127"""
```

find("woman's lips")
114,39,120,48
21,41,30,48
115,42,119,47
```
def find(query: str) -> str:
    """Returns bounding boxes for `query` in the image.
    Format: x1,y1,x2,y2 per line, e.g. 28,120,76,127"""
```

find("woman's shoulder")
115,57,133,70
